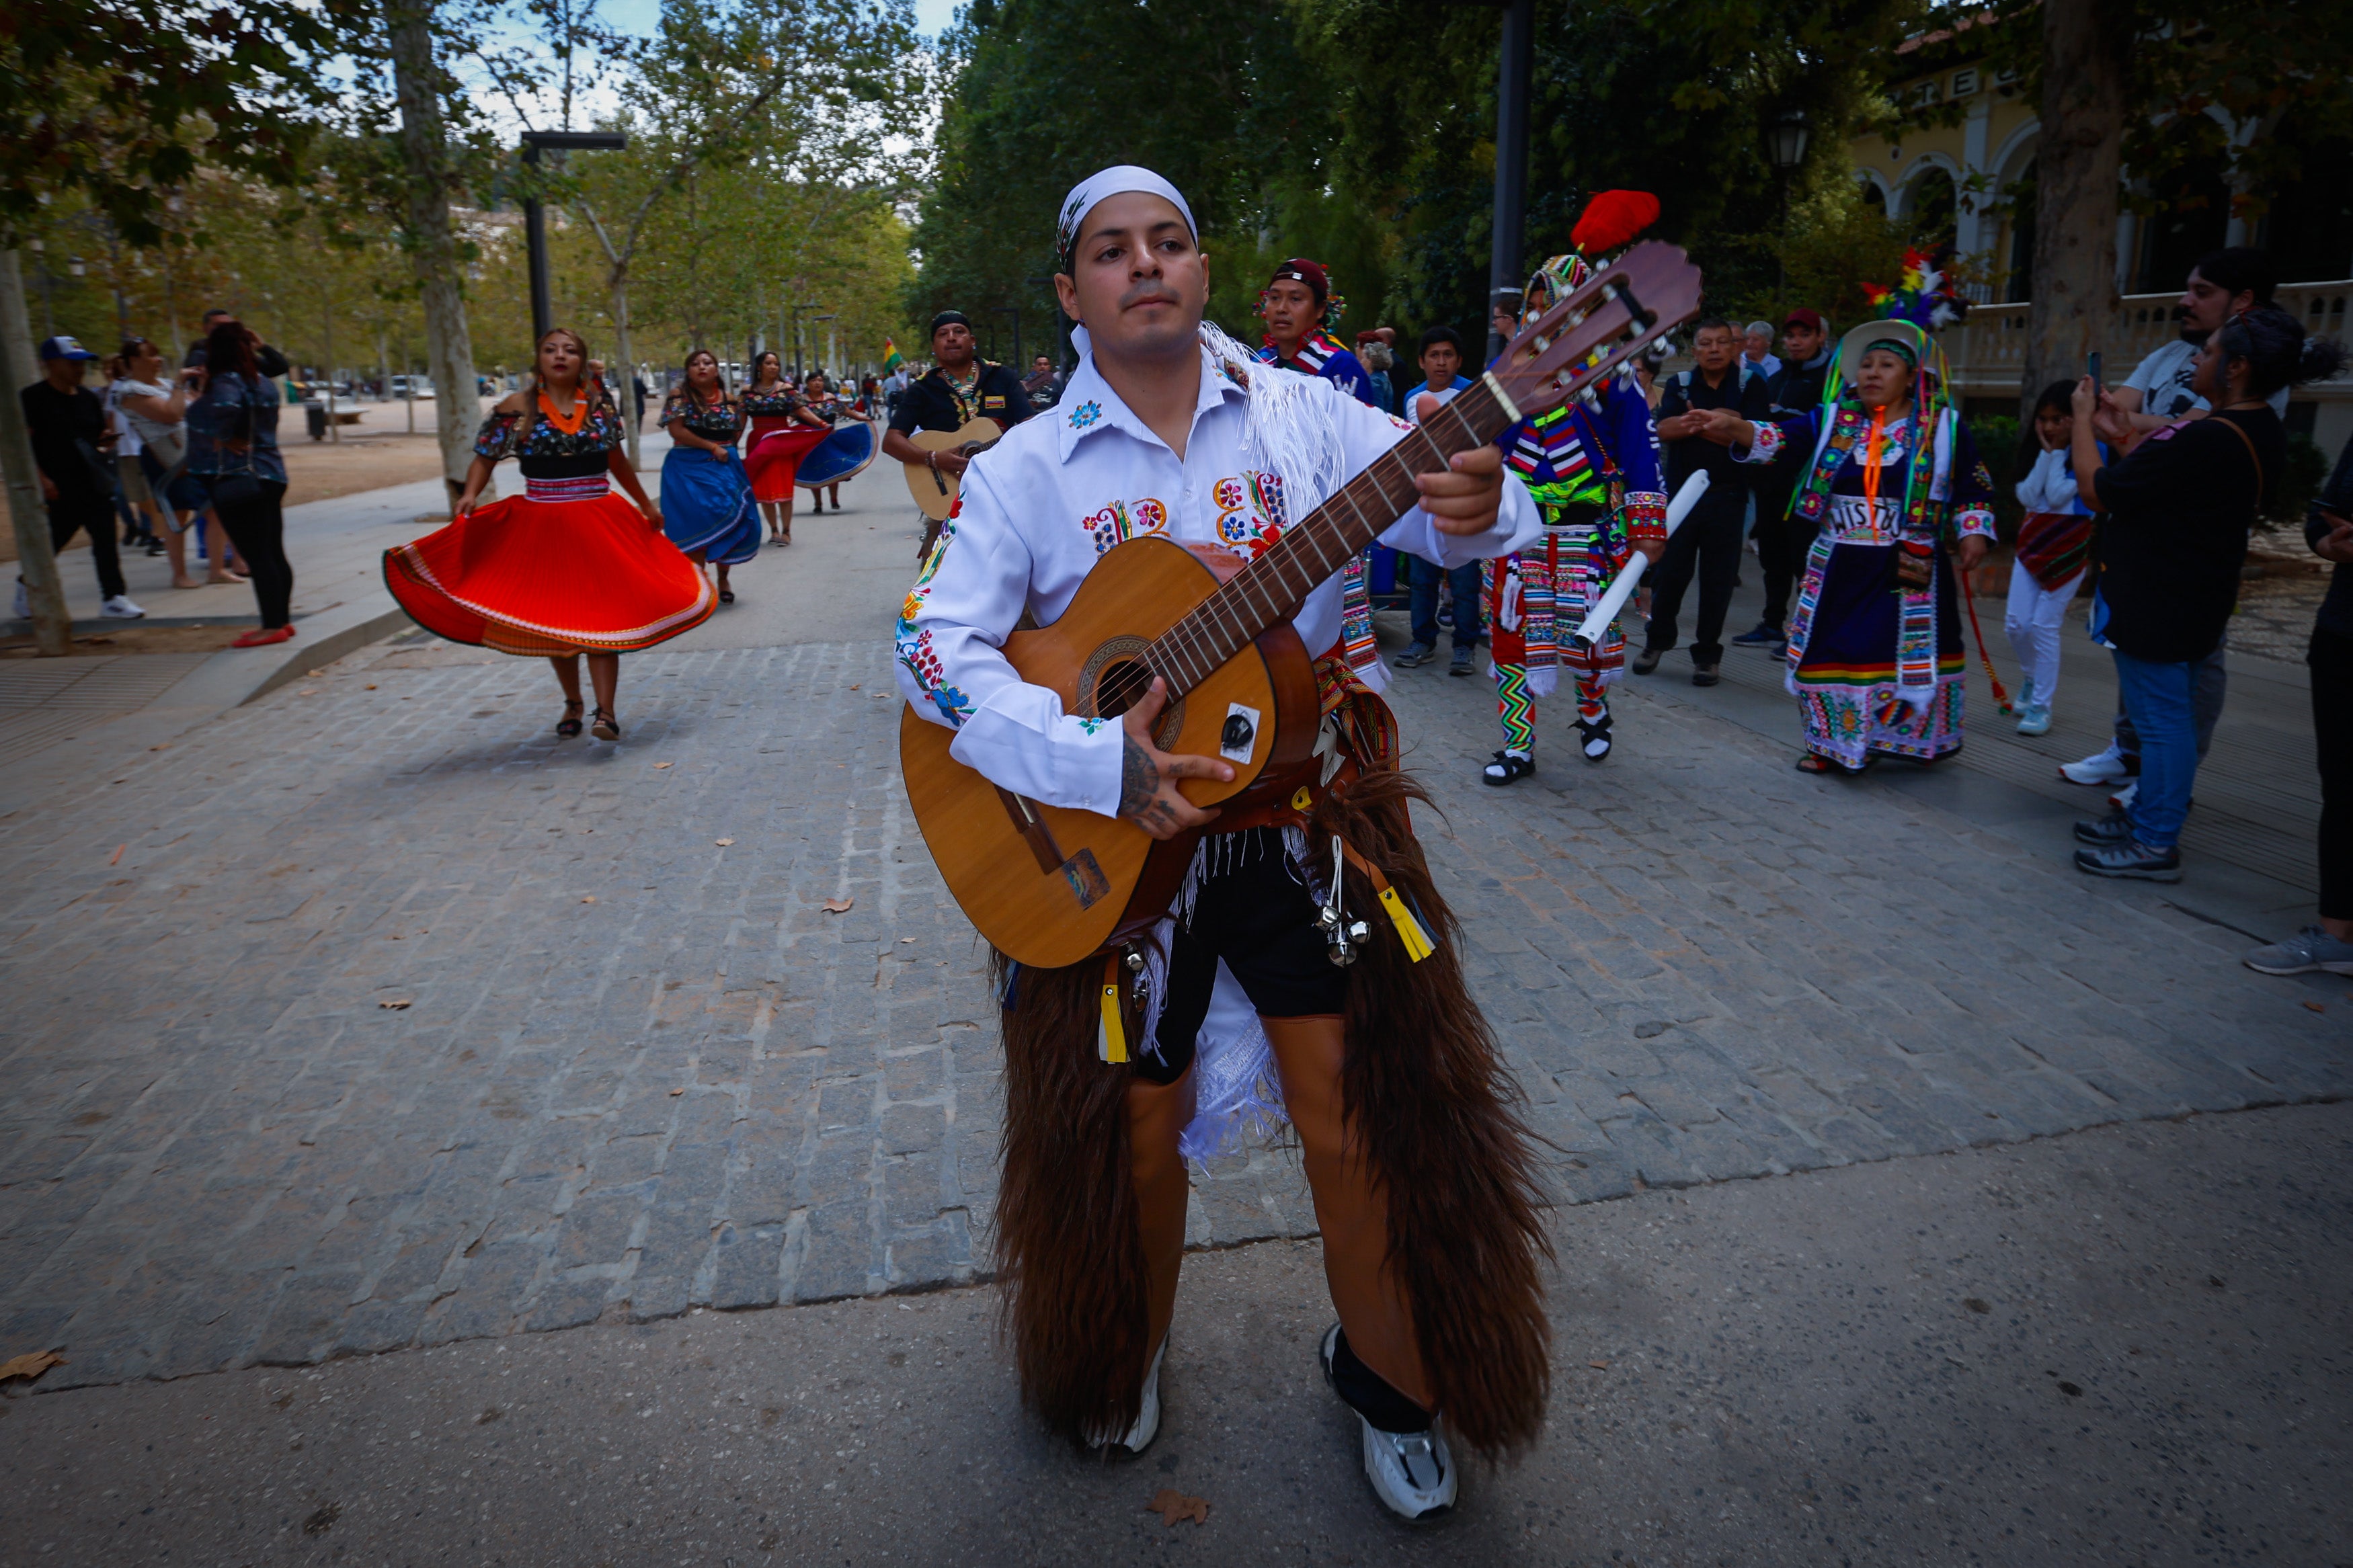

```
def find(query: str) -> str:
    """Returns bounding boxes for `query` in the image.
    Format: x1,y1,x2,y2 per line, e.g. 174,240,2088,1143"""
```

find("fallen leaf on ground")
108,843,125,865
2307,1001,2327,1013
848,683,860,690
900,936,916,944
378,999,413,1010
309,669,325,677
149,743,171,751
582,896,598,904
298,688,317,696
653,761,674,770
1144,1490,1209,1527
669,1087,685,1097
0,1350,64,1383
715,838,735,847
364,684,377,690
1587,1360,1608,1370
822,897,854,914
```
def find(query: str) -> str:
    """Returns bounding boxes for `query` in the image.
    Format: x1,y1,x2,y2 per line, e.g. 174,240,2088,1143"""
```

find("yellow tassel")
1376,885,1436,962
1098,956,1128,1063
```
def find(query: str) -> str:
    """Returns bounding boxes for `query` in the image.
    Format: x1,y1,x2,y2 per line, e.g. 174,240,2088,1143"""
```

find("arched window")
1860,174,1887,213
1907,166,1957,251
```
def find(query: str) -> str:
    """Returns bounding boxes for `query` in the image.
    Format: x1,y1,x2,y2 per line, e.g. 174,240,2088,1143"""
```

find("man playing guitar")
892,165,1552,1521
881,311,1037,554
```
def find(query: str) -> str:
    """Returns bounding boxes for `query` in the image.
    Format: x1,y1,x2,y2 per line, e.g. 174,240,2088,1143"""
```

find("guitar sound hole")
1094,659,1154,718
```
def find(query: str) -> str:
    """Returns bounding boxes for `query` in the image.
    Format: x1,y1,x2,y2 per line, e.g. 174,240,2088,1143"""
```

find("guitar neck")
1147,378,1518,698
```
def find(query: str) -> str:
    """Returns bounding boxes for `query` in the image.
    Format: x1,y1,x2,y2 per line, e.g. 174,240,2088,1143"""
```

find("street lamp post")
520,130,627,343
1767,109,1811,303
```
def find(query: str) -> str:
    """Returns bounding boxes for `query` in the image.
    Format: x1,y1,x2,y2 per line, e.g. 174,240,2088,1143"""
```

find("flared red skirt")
746,419,832,502
384,490,716,657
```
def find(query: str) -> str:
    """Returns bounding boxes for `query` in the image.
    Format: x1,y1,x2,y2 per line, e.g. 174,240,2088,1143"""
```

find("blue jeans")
1408,555,1482,652
2112,649,2200,851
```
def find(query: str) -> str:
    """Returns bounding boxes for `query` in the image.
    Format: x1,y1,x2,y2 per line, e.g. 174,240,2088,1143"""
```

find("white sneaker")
11,579,25,619
2108,780,2138,811
1086,1337,1163,1454
2060,743,2133,786
1320,1323,1455,1520
101,593,146,619
2014,703,2051,737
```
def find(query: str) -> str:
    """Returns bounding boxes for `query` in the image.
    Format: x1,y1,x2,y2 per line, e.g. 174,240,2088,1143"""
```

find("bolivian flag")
881,337,906,374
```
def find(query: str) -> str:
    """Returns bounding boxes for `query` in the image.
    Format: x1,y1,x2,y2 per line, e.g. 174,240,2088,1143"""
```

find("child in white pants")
2004,382,2098,736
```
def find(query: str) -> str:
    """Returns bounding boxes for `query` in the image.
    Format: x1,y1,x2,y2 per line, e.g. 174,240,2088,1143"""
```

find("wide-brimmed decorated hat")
1837,318,1935,383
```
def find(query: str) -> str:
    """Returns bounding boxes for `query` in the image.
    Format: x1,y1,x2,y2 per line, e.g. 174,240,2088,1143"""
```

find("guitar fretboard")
1146,380,1515,697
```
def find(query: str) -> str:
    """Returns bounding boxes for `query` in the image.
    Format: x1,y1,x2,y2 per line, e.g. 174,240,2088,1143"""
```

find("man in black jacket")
1636,318,1769,685
1732,308,1833,653
882,311,1037,554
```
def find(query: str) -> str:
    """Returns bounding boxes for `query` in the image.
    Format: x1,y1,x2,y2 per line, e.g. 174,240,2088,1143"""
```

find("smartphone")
2087,352,2103,394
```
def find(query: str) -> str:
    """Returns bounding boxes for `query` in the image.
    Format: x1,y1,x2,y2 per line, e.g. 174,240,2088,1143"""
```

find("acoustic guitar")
901,418,1001,522
900,241,1702,969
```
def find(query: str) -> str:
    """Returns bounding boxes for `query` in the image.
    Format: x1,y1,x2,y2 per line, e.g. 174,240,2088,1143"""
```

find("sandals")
1481,749,1535,786
556,699,584,739
719,587,735,604
590,708,621,742
1794,752,1868,777
1574,717,1613,764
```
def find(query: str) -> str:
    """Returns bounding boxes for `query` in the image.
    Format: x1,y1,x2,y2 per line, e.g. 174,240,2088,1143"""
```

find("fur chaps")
988,768,1552,1457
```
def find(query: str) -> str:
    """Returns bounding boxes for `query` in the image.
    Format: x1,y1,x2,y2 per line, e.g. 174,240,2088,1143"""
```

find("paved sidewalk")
3,1103,2345,1566
3,480,2347,1388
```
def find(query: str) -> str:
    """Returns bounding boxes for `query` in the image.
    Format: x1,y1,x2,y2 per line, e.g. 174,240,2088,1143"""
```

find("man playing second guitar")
881,311,1037,556
892,165,1552,1522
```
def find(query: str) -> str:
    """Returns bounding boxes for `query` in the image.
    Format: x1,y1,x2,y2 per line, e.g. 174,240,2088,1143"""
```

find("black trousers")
1753,472,1815,632
42,495,126,601
1643,489,1747,665
208,477,293,628
1136,827,1347,1085
2315,626,2352,921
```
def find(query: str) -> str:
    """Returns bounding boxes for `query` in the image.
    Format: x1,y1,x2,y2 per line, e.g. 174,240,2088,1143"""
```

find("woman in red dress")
383,327,713,743
740,350,829,546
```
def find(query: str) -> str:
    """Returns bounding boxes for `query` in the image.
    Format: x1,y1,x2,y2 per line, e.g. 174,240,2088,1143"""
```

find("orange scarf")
538,389,588,435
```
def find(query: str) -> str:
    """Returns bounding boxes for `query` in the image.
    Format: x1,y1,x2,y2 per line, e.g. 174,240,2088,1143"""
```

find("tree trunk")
0,251,71,655
387,0,486,507
610,267,639,470
2024,0,2128,421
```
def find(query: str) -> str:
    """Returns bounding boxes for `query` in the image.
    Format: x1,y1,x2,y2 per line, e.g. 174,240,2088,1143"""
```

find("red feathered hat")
1571,191,1661,257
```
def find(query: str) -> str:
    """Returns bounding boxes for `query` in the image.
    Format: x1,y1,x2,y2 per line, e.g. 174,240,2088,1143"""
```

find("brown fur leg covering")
986,951,1152,1444
1318,768,1555,1458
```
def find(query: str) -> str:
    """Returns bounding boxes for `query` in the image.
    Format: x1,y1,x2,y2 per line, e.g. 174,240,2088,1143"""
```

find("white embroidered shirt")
894,340,1536,814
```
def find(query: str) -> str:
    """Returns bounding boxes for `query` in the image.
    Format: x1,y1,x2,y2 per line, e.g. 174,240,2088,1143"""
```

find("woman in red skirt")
741,350,829,546
383,327,713,743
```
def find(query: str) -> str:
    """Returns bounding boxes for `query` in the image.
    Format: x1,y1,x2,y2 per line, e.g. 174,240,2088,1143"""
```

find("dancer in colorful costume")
1480,192,1669,784
742,350,830,546
660,349,758,604
896,166,1549,1521
1256,258,1390,690
385,327,711,743
1701,255,1995,774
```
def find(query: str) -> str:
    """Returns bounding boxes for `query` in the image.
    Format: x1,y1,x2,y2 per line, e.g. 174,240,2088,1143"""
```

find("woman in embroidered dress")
1701,318,1995,774
741,350,829,546
2004,380,2102,736
385,327,710,743
659,350,759,602
798,370,874,515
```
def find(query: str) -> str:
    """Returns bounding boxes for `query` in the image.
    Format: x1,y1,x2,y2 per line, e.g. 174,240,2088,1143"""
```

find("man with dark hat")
883,311,1038,550
1255,259,1379,407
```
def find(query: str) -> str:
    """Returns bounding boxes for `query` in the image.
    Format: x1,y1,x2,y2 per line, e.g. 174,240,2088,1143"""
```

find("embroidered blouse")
1494,368,1667,541
661,389,744,445
891,339,1538,817
740,385,806,420
1738,402,1997,544
472,391,625,479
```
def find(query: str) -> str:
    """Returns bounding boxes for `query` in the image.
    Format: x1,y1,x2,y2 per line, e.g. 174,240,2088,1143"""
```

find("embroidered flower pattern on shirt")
895,520,971,725
1080,497,1168,554
1211,471,1288,557
1076,716,1107,735
1068,400,1103,430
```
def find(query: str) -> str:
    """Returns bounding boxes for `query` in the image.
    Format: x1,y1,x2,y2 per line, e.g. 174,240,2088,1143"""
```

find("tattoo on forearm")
1119,733,1159,821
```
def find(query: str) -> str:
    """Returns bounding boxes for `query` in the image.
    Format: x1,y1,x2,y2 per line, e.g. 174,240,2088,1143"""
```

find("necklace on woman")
540,388,587,434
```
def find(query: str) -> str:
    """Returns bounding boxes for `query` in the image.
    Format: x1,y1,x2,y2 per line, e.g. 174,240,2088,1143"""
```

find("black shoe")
2073,813,2133,846
1691,662,1720,687
1730,622,1782,646
2074,841,2182,882
1632,647,1664,676
1481,749,1534,786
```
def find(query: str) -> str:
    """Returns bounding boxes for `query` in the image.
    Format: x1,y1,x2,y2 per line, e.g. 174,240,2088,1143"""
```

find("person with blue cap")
893,165,1549,1522
15,335,144,622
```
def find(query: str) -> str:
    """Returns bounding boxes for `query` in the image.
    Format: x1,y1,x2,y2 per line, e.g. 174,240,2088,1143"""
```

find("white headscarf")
1055,165,1197,268
1058,165,1346,509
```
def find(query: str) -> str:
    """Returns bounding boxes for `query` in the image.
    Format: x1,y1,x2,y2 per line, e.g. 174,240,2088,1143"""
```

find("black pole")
1488,0,1533,360
524,145,552,343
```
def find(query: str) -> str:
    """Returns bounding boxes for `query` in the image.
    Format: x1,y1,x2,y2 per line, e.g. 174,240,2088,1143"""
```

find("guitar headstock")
1487,241,1704,421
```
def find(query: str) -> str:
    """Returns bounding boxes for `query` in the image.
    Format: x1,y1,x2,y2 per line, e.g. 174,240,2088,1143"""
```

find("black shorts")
1137,827,1347,1085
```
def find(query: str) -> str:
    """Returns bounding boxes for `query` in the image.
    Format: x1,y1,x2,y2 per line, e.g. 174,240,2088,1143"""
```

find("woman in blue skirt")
660,349,759,603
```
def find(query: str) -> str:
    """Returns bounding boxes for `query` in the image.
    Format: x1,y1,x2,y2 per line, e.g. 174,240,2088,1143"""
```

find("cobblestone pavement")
3,593,2349,1390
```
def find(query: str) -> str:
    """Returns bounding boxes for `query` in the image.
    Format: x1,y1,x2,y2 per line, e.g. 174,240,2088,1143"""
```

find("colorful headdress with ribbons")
1859,246,1970,333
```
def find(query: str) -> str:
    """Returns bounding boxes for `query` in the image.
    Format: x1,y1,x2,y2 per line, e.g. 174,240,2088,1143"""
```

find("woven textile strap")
525,473,612,504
